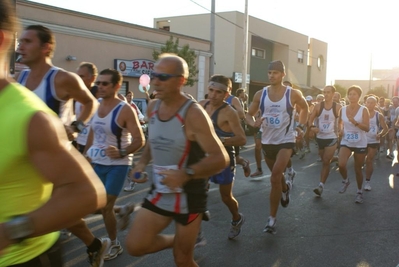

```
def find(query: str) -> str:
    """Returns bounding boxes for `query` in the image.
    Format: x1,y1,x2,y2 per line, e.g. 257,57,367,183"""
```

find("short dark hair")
0,0,17,33
236,88,245,97
283,81,292,87
347,85,362,97
99,68,123,85
25,25,56,57
79,62,98,77
324,85,336,93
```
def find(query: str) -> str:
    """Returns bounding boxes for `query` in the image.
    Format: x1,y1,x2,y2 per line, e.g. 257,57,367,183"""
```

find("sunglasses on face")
95,81,113,86
151,72,182,81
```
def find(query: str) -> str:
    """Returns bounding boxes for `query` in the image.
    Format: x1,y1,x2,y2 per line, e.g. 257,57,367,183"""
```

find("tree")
367,86,388,99
153,36,198,87
334,84,347,98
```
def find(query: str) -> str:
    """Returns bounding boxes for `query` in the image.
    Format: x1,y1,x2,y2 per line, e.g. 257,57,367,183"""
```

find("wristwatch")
185,167,195,179
71,120,85,133
297,124,305,131
4,215,34,243
119,149,127,158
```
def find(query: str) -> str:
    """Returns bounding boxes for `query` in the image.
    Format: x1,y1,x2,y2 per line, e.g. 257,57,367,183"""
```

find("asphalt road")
63,138,399,267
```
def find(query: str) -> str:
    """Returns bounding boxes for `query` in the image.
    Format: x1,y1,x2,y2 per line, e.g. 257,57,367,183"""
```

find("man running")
200,74,246,239
308,85,341,196
125,54,229,267
0,3,106,265
84,68,145,260
246,60,308,234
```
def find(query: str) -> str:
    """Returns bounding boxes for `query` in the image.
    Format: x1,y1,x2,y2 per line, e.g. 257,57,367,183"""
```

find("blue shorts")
92,164,129,196
209,165,235,185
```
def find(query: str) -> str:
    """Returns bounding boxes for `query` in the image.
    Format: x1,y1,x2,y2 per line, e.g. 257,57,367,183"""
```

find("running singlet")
146,99,207,213
0,83,59,266
87,101,133,166
204,101,235,166
316,101,338,139
366,111,380,144
17,67,73,125
259,86,295,144
340,106,367,148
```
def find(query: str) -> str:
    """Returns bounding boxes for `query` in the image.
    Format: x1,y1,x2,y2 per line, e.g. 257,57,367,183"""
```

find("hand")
376,134,381,141
64,125,77,141
253,117,264,128
295,127,304,138
158,169,189,191
130,163,148,183
105,145,121,159
84,154,92,163
311,127,320,134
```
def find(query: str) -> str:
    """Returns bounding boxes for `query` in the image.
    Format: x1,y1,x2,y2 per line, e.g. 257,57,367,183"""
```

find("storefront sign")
114,59,155,78
233,72,250,83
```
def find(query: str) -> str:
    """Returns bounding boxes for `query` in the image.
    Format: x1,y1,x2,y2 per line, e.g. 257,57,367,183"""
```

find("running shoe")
242,159,251,177
263,218,277,235
313,185,323,196
194,230,207,248
280,181,292,207
250,170,263,177
123,181,136,192
304,147,310,153
228,213,245,239
117,203,135,231
87,237,111,267
339,181,350,193
355,192,364,204
104,240,123,261
386,153,394,160
286,171,296,185
316,157,322,162
60,229,71,239
364,181,372,191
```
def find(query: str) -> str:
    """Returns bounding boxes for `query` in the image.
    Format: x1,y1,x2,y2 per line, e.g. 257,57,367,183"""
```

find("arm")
231,97,245,120
0,112,106,249
378,113,389,138
293,91,309,126
351,107,370,132
57,71,98,123
222,108,246,147
245,90,262,127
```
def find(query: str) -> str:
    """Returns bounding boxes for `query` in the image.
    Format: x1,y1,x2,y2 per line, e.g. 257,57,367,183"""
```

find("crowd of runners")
1,1,399,266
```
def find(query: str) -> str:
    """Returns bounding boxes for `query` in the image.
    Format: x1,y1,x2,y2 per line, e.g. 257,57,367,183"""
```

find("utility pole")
209,0,215,77
241,0,249,89
368,52,373,91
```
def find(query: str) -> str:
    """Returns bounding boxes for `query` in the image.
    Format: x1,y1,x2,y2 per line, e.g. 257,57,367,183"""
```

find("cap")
268,60,285,73
305,95,313,101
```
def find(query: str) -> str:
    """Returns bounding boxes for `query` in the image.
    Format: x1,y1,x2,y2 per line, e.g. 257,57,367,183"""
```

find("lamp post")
241,0,249,89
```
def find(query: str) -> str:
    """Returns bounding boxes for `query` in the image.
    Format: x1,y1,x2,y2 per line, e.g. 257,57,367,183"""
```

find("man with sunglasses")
16,25,98,141
126,54,229,267
84,68,145,260
199,74,246,240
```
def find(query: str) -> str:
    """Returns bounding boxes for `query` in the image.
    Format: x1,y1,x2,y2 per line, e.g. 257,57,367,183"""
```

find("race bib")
153,164,182,194
369,125,377,135
86,145,107,163
262,113,282,129
344,131,360,143
319,121,332,133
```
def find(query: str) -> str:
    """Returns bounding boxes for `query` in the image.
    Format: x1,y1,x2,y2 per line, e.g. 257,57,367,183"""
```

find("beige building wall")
155,11,326,89
16,0,211,100
308,38,328,89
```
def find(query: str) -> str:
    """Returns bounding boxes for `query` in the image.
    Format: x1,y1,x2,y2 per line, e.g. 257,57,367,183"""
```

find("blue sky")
28,0,399,83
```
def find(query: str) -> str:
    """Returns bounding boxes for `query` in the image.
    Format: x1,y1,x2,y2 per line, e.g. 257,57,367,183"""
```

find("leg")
101,194,119,241
251,133,263,177
353,152,367,190
173,214,203,267
219,183,240,221
320,144,337,184
67,219,96,246
338,146,352,180
126,208,174,256
365,147,377,181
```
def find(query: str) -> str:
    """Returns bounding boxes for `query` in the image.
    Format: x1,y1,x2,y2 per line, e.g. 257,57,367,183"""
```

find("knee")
126,240,147,257
174,249,193,267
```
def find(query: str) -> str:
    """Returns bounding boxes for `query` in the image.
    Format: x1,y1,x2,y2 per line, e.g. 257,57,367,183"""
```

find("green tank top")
0,83,59,265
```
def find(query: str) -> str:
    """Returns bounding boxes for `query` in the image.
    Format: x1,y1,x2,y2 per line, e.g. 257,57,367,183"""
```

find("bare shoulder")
198,99,208,107
55,69,80,84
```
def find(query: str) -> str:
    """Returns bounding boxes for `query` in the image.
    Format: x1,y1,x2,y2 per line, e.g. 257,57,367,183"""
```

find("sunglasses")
151,72,182,81
95,81,113,86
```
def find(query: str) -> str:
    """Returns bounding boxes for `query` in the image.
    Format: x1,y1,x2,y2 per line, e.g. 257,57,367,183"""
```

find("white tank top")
366,111,380,144
341,106,367,148
87,101,132,165
316,102,338,139
259,86,295,144
17,67,73,125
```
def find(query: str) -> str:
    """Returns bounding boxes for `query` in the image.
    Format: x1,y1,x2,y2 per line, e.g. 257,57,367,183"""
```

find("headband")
208,81,228,92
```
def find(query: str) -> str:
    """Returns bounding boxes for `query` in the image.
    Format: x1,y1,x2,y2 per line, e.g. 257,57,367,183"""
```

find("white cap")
305,95,313,101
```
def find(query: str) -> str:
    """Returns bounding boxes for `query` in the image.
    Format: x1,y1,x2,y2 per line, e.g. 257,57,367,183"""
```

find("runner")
308,85,341,196
84,68,145,260
246,60,309,234
125,54,229,267
337,85,370,203
0,3,106,265
200,74,246,239
365,96,388,190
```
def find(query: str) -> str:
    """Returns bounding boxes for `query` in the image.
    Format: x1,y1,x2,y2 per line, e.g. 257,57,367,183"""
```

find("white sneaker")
104,240,123,261
286,171,296,185
123,181,136,192
364,181,372,191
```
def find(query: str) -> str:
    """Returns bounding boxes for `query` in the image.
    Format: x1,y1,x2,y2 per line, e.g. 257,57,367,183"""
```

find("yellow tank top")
0,83,59,265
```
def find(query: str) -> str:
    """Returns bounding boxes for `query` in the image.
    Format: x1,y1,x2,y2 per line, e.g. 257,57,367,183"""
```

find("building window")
298,50,304,63
119,81,129,96
252,48,265,59
317,55,324,71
